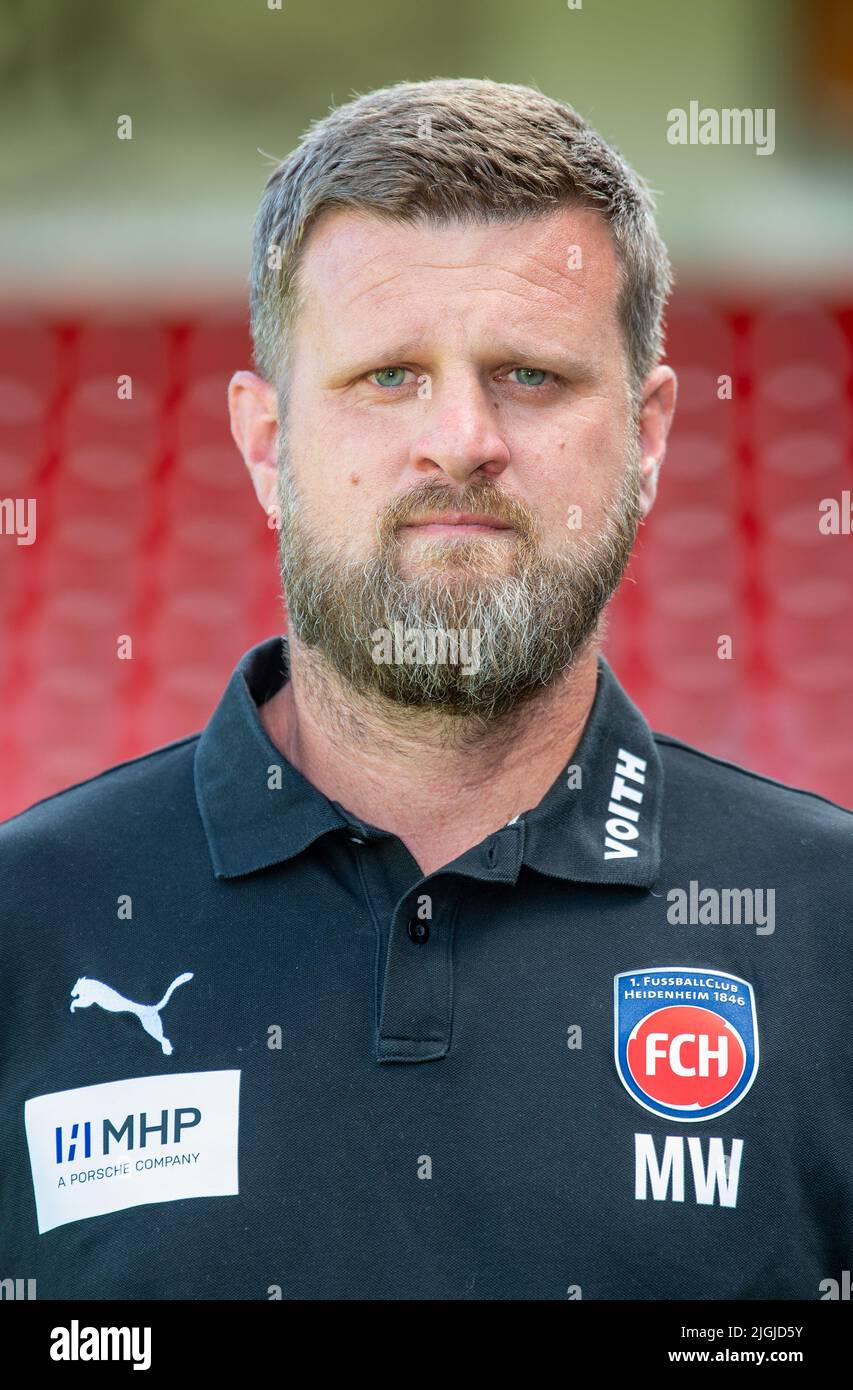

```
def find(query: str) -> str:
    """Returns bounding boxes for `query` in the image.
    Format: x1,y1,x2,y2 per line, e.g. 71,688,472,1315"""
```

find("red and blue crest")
614,966,759,1122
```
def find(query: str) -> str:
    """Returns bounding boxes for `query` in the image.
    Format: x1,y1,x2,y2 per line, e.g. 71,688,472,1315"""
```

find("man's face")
271,206,648,716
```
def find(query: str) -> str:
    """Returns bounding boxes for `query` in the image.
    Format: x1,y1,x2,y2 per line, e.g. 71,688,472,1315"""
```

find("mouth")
401,512,515,536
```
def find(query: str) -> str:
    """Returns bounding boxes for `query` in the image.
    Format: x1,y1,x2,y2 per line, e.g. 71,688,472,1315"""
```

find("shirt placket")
349,822,524,1064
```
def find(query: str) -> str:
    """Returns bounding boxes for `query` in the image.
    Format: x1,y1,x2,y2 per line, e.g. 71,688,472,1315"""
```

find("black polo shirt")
1,634,851,1300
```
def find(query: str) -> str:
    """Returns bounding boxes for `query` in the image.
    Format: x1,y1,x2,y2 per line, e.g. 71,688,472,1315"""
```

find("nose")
409,371,511,484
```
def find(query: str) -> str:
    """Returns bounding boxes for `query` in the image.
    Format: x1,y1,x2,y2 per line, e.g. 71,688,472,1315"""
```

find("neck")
258,632,601,876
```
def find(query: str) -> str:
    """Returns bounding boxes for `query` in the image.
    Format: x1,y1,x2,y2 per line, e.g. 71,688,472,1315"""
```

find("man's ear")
228,370,279,521
636,365,677,519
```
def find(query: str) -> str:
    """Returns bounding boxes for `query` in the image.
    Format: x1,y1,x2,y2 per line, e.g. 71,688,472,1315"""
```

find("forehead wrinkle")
303,204,615,294
349,255,599,298
329,272,607,338
326,292,615,368
333,265,412,311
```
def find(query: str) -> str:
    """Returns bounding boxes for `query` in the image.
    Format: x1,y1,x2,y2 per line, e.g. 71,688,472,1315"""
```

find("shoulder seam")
652,730,853,819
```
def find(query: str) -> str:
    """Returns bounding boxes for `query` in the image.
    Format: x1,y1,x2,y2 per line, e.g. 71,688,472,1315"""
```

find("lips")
403,512,514,530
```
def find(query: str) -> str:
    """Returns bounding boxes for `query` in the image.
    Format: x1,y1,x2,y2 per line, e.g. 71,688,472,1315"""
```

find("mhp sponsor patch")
614,968,758,1122
24,1070,240,1233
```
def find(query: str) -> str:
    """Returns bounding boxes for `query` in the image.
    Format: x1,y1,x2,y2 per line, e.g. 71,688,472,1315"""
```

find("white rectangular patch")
24,1070,240,1234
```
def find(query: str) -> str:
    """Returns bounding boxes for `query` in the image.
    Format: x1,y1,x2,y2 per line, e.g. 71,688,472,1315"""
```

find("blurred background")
0,0,851,819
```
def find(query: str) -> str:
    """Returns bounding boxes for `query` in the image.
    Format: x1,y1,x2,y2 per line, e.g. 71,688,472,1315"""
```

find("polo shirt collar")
194,635,662,888
194,635,348,879
520,651,663,888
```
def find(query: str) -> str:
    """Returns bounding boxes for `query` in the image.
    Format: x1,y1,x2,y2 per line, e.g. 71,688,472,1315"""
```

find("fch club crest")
614,967,758,1122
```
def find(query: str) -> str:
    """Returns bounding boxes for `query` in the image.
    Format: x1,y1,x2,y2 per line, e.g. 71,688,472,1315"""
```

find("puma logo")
69,972,194,1055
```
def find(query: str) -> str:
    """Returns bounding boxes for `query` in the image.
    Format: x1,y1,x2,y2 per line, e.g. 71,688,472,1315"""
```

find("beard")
275,437,642,721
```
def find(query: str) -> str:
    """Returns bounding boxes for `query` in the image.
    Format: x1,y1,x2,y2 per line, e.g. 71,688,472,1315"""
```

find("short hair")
249,77,673,420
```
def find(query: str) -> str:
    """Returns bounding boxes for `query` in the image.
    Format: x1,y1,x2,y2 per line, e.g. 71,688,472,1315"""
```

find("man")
1,78,851,1301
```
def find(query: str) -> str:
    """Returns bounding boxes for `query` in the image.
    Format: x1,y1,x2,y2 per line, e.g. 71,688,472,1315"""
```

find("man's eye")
508,367,551,387
369,366,409,388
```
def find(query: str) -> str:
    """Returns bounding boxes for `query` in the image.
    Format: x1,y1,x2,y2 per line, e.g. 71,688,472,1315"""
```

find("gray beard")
275,443,641,721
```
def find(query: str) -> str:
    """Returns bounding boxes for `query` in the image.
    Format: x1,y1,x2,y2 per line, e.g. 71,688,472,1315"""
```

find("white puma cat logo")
69,972,194,1055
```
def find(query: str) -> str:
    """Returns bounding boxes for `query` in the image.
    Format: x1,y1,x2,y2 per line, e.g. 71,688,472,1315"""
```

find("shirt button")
406,917,430,945
348,833,367,845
